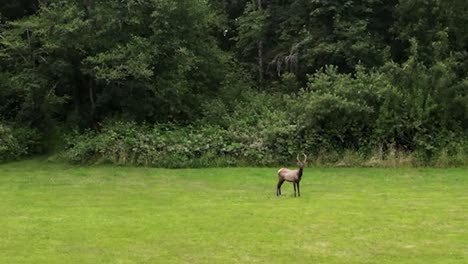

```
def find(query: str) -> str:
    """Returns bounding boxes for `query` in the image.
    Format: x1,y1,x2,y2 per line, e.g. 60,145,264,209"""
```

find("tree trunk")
88,78,95,117
83,0,94,14
257,40,263,83
256,0,264,84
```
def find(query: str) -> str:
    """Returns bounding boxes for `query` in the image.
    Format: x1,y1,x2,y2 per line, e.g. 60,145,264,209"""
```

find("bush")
61,61,468,168
62,117,302,168
0,123,42,162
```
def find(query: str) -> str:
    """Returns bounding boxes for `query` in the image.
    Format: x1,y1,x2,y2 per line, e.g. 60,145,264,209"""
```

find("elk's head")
296,153,307,169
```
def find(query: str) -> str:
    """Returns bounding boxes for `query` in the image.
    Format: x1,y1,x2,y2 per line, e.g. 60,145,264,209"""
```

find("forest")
1,0,467,167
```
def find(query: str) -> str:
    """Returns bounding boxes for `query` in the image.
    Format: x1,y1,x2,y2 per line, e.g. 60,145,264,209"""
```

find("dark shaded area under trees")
0,0,467,166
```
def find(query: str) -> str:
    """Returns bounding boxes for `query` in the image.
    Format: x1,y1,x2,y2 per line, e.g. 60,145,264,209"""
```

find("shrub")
61,61,468,168
0,123,42,162
62,117,302,167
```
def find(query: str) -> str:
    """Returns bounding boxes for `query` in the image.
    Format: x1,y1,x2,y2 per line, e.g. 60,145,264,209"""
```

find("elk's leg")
277,179,284,196
297,182,300,197
293,182,297,197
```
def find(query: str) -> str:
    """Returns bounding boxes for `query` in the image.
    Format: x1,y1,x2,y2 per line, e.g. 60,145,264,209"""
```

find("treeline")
0,0,467,166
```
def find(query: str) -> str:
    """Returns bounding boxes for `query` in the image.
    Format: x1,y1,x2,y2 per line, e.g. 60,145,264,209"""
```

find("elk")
276,153,307,197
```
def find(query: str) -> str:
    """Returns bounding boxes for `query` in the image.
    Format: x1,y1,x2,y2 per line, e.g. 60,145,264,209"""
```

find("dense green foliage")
1,0,467,165
0,122,41,162
1,160,467,262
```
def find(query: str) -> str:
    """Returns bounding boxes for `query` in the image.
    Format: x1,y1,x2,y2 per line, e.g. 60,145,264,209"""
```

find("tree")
0,0,235,127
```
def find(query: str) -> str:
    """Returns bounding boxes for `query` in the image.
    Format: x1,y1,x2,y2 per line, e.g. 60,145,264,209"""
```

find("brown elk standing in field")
276,153,307,197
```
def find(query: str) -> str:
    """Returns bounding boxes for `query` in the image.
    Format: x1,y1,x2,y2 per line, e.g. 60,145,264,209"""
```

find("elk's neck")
298,167,303,178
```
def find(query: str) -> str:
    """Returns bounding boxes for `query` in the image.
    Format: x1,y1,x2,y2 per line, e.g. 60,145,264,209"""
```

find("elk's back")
278,168,299,182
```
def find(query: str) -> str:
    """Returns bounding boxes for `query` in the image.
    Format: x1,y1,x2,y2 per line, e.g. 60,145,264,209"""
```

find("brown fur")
276,153,307,197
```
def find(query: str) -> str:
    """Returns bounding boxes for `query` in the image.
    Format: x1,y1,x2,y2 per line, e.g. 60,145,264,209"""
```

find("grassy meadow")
0,160,466,263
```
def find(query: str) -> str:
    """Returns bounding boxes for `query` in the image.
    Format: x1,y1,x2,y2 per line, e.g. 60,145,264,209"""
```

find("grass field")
0,160,466,263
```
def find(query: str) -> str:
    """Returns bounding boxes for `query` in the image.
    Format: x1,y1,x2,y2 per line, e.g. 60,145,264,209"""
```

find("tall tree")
0,0,235,127
236,0,268,84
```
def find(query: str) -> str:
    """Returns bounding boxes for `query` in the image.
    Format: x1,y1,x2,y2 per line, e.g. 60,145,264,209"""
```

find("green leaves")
0,0,467,165
0,122,41,162
0,0,235,125
236,1,267,55
84,36,154,83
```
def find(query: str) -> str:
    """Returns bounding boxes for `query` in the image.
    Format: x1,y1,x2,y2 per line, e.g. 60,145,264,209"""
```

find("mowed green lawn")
0,160,466,264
